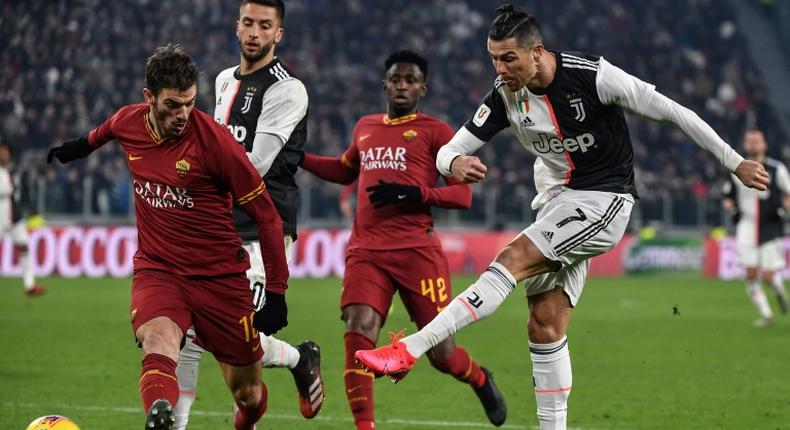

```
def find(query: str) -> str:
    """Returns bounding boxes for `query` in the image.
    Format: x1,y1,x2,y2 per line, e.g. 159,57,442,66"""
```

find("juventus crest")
569,97,586,122
241,85,257,114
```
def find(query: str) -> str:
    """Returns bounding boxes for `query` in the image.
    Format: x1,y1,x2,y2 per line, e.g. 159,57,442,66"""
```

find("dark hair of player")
144,43,198,96
489,3,542,47
384,50,428,80
240,0,285,23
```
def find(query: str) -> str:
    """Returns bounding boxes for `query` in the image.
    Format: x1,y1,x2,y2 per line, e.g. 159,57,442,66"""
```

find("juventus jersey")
464,51,645,208
724,157,790,244
214,58,308,239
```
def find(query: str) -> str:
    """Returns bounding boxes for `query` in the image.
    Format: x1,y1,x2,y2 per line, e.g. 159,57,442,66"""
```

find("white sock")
747,281,773,319
20,252,34,290
402,262,516,358
531,336,572,430
174,332,204,430
769,273,787,297
260,335,301,369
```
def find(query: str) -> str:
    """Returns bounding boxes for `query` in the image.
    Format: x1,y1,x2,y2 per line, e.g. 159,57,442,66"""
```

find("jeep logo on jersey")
533,133,596,154
570,97,586,121
227,125,247,143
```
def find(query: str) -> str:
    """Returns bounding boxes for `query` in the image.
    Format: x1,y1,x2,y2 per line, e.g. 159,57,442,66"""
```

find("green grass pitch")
1,275,789,429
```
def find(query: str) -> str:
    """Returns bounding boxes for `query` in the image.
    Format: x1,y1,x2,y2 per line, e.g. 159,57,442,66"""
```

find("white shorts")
0,220,29,245
736,238,785,271
522,187,634,306
244,236,294,310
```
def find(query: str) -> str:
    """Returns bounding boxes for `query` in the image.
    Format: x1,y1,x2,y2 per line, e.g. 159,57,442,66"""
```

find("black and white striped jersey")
465,51,641,207
214,58,308,239
723,157,790,244
440,49,743,210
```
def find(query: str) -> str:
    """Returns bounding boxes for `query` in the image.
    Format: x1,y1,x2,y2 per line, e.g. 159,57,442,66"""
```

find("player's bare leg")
528,287,573,430
136,316,182,430
745,267,773,326
343,304,382,430
219,360,266,430
762,270,788,314
427,337,507,426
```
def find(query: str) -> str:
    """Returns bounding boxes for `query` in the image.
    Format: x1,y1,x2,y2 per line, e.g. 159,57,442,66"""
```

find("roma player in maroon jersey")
46,44,289,430
300,50,507,429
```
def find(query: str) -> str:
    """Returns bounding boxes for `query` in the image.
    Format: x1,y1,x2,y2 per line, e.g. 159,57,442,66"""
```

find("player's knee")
495,235,559,281
427,339,456,364
137,319,182,360
762,271,775,284
745,267,759,283
528,315,561,344
232,380,262,408
343,307,381,341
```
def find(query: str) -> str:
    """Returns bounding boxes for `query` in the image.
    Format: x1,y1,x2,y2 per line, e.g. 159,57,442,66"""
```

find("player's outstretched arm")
300,152,359,185
46,136,95,164
595,58,768,190
47,110,122,164
436,127,488,183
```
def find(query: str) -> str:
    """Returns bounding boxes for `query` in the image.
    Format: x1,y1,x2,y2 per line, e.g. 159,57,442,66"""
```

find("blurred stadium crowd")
1,0,786,227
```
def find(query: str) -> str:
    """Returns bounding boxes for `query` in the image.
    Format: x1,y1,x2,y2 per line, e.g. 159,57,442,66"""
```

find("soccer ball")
26,415,80,430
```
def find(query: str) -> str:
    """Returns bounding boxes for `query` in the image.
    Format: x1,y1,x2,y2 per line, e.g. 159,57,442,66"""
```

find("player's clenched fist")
46,136,94,164
450,155,487,183
253,292,288,335
734,160,770,191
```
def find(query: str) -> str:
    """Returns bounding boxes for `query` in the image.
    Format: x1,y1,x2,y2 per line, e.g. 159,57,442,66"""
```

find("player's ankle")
355,419,375,430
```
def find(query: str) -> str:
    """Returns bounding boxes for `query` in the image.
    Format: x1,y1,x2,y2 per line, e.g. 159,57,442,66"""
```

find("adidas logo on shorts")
541,230,554,242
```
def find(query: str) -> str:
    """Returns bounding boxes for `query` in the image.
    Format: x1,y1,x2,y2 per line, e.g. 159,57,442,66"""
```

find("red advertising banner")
0,226,629,279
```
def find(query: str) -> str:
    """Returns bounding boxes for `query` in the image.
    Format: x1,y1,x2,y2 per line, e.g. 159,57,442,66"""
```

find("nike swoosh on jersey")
397,194,407,199
128,154,143,161
359,134,372,141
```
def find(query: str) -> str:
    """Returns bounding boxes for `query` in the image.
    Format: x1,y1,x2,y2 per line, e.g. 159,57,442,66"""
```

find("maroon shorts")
341,247,452,328
131,269,263,367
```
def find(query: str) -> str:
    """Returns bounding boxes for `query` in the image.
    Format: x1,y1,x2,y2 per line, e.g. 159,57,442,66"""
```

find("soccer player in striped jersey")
174,1,323,428
356,5,769,429
723,129,790,327
300,50,506,429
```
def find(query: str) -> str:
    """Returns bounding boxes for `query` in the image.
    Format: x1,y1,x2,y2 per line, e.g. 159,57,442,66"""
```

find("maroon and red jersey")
339,113,470,250
88,103,288,292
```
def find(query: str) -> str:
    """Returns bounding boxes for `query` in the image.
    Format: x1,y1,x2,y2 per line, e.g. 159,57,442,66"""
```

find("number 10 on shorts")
239,311,259,350
421,277,448,311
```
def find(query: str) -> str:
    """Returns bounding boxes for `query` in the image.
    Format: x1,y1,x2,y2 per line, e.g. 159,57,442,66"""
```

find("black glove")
366,180,421,208
253,292,288,335
46,136,94,164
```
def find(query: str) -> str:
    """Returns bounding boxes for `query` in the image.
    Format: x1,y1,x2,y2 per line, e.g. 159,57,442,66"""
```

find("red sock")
430,347,486,389
344,331,376,429
234,383,268,430
139,353,179,411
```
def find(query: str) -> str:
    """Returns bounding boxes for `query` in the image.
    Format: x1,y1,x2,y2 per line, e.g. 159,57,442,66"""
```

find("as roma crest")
176,159,191,178
403,129,418,142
